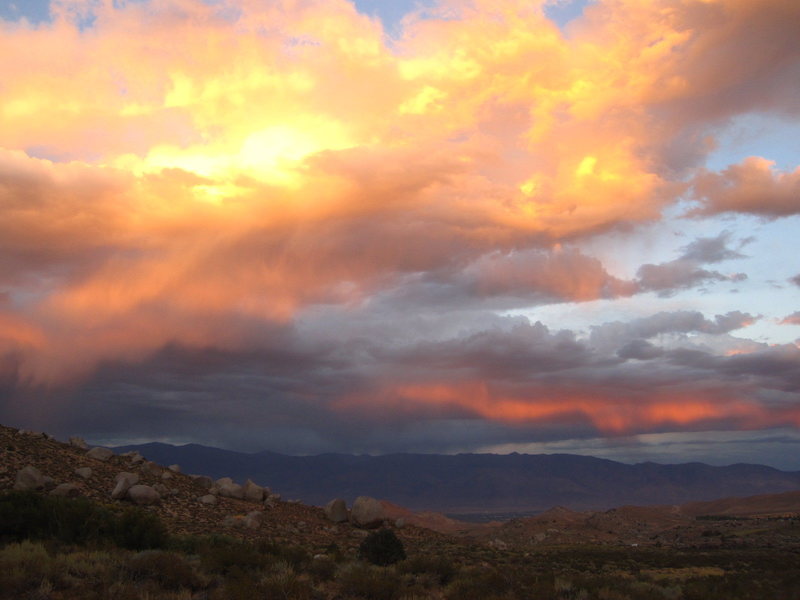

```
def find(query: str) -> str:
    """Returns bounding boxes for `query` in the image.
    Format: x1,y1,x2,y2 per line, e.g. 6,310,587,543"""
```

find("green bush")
358,528,406,566
112,507,168,550
0,490,166,550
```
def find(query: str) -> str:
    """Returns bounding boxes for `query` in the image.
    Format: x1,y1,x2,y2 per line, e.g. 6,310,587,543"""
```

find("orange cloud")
0,0,798,391
336,380,800,434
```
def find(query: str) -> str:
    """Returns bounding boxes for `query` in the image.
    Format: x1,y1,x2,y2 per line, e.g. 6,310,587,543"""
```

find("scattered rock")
216,477,244,499
242,479,265,502
324,498,349,523
395,518,406,528
111,472,139,500
74,467,92,479
244,511,263,529
140,461,162,476
198,494,217,505
13,465,47,491
127,484,161,505
350,496,387,528
489,538,508,550
223,515,245,528
50,483,81,497
18,430,45,438
86,447,114,462
153,483,170,496
69,436,89,450
189,474,214,489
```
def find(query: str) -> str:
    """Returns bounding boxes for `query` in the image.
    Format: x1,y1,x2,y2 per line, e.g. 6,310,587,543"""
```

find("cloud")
781,312,800,325
690,157,800,217
635,233,748,296
0,0,798,454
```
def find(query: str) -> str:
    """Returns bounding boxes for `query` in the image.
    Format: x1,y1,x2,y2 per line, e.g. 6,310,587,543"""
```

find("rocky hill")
0,424,455,556
115,441,800,515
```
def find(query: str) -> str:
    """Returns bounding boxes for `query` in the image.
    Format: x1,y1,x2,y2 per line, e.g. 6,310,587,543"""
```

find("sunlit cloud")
1,0,799,457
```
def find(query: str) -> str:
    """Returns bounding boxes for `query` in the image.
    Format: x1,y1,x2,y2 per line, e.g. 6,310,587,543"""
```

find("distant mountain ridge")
114,442,800,515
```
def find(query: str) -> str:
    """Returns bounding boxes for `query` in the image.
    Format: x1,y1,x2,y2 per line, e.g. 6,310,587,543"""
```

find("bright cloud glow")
0,0,798,464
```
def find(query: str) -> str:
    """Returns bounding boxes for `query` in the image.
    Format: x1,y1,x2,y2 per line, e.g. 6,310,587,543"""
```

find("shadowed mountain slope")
115,442,800,514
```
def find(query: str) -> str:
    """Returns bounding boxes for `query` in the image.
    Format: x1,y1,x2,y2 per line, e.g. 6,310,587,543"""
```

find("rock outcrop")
74,467,92,479
243,479,266,503
86,447,114,462
14,465,48,491
325,498,349,523
350,496,387,528
127,484,161,505
50,483,81,497
111,472,140,499
69,436,89,450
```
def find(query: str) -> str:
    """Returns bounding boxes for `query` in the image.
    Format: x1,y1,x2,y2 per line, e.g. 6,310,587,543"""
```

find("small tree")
358,528,406,566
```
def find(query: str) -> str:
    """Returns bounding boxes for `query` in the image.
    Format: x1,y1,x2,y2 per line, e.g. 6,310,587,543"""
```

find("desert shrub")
0,540,54,598
111,507,168,550
199,537,267,574
126,550,198,590
309,554,337,581
0,491,112,544
257,539,310,569
260,561,313,600
0,491,166,550
445,566,512,600
337,562,401,600
358,528,406,566
398,554,457,585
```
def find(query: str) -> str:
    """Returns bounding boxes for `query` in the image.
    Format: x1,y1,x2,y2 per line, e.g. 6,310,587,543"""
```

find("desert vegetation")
3,489,800,599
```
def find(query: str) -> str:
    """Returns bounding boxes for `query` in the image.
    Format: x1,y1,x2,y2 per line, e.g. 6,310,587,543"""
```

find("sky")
0,0,799,468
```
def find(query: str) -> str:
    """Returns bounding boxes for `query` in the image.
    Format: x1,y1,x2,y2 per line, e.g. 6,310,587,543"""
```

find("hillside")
116,441,800,515
4,423,800,599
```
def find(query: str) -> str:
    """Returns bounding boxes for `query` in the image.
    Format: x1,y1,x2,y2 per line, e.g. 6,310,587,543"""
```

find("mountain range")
115,442,800,516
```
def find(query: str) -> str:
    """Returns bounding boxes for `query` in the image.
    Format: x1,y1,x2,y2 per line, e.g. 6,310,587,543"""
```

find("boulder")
216,477,244,499
153,483,170,496
111,472,139,499
74,467,92,479
223,515,245,528
350,496,387,528
198,494,217,505
127,484,160,505
244,511,263,529
86,447,114,462
120,450,144,464
324,498,349,523
168,464,181,473
242,479,265,503
69,436,89,450
190,475,214,489
50,483,81,497
161,471,173,480
140,461,162,476
13,465,47,491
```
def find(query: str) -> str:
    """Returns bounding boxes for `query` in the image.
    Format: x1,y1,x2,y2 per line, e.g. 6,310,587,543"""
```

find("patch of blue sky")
542,0,594,31
0,0,50,23
707,113,800,172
